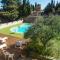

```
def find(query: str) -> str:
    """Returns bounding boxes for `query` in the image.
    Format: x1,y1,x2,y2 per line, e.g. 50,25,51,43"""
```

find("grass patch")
0,23,24,38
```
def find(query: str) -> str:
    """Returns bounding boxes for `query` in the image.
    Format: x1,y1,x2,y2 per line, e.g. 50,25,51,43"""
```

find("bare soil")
0,33,26,60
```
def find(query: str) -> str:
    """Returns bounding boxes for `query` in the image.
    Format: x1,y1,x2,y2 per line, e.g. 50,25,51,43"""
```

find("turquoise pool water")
10,23,31,33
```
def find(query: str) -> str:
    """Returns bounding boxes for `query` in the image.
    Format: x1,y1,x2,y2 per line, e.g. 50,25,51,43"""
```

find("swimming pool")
10,23,31,33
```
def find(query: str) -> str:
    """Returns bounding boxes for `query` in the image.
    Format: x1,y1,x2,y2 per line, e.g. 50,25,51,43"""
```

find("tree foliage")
18,0,31,17
55,2,60,14
24,16,60,59
0,0,31,22
0,0,18,22
44,0,60,15
31,4,35,11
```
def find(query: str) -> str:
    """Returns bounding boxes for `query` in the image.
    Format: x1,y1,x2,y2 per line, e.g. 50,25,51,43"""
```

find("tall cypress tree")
18,0,31,17
51,0,55,13
44,3,52,14
55,1,60,15
57,3,60,14
31,4,35,11
26,0,31,15
1,0,6,10
44,0,55,14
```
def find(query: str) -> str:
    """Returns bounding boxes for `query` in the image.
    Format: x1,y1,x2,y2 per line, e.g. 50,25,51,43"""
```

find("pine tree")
18,0,31,17
35,2,37,8
44,3,52,14
51,0,55,13
1,0,7,10
57,3,60,14
44,0,55,15
26,0,31,15
1,0,18,21
55,1,60,15
31,4,35,11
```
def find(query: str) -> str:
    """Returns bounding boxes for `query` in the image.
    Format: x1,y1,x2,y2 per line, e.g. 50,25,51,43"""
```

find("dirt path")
0,33,20,46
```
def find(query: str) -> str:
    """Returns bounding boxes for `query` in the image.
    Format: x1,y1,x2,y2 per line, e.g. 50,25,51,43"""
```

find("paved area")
0,21,20,29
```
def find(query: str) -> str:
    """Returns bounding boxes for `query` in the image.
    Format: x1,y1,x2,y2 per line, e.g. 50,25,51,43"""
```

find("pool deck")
0,21,20,29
